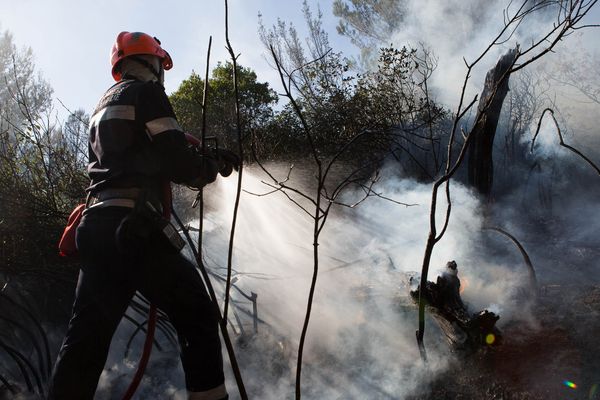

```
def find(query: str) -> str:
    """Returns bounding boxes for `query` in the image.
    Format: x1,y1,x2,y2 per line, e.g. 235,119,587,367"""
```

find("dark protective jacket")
87,76,211,199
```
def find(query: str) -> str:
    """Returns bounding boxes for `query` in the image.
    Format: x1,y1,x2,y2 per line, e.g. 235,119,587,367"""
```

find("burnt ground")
409,284,600,400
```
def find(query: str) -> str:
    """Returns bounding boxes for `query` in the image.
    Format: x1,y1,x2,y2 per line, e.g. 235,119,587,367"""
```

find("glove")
186,157,219,189
212,148,241,177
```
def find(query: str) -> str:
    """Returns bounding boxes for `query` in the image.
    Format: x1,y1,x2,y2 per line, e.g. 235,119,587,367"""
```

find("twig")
0,292,52,381
0,372,16,394
172,206,247,399
0,315,47,380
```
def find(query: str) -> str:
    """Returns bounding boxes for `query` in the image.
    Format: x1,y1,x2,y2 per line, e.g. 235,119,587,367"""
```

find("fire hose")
120,305,157,400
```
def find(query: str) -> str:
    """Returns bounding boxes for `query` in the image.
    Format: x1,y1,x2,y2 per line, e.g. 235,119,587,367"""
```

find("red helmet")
110,31,173,81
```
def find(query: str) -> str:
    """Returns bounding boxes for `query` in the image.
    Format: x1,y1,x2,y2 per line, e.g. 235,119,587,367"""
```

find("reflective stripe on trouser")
47,207,225,399
188,384,228,400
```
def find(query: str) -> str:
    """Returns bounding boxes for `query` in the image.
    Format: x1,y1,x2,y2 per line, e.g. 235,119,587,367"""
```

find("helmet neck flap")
118,55,164,85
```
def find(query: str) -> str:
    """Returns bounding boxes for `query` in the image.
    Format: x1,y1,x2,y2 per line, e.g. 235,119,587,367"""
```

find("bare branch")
531,108,600,175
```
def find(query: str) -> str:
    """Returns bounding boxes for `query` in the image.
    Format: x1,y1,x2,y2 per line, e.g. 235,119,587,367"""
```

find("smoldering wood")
467,47,519,197
411,261,502,350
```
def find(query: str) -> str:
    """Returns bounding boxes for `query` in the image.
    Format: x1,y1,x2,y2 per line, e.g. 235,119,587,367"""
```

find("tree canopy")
169,62,278,149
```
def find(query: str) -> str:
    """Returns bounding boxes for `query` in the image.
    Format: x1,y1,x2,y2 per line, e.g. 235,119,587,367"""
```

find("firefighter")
48,32,235,400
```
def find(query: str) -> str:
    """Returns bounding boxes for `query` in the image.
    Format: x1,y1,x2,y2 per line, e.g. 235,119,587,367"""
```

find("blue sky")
0,0,356,119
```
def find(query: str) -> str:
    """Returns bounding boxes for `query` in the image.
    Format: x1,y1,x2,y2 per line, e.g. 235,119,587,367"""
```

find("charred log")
411,261,502,350
467,47,519,197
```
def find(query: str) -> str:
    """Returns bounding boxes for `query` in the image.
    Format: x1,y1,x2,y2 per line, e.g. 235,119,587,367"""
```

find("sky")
0,0,356,120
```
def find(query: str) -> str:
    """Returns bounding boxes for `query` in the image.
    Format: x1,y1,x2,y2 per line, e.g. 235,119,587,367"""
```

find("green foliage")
169,62,278,149
168,72,205,135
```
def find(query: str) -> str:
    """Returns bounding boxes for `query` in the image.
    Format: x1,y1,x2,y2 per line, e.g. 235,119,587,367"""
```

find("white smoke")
384,0,585,115
191,164,531,399
381,0,600,287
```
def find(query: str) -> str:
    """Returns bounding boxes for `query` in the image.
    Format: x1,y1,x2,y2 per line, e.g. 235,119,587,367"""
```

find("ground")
410,284,600,400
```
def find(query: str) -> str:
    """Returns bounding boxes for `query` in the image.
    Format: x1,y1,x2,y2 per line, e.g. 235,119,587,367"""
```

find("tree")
169,62,277,149
544,40,600,105
467,48,519,197
0,29,85,284
491,68,549,197
0,30,53,133
258,4,442,398
333,0,405,59
260,2,447,173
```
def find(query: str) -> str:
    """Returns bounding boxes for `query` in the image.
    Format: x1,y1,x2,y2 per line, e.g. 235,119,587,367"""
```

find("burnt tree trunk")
468,47,519,197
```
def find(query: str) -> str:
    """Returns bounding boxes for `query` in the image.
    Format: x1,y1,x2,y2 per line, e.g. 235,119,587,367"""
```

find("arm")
137,82,218,185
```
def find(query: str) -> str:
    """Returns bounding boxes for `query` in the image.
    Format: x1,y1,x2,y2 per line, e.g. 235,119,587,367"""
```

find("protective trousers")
48,207,225,399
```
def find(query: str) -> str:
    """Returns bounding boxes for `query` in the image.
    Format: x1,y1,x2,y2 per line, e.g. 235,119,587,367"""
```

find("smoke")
94,323,187,399
170,164,531,399
78,150,598,398
384,0,572,112
525,111,561,159
533,37,600,155
384,0,500,106
384,0,600,174
380,0,600,284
